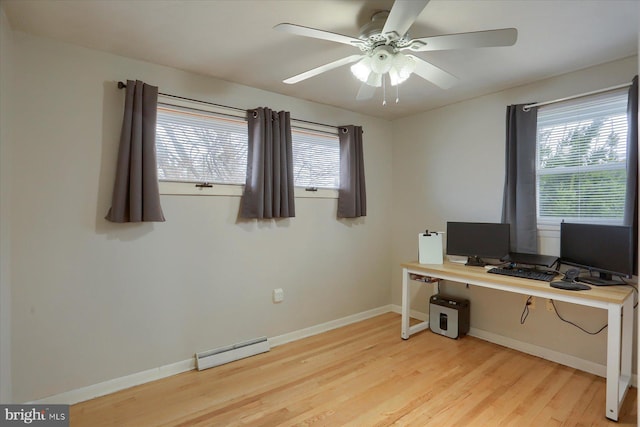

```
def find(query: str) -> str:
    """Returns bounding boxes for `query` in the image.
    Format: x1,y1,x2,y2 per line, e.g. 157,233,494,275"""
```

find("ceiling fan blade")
407,28,518,52
274,23,362,47
382,0,430,39
410,56,458,89
283,55,363,84
356,82,377,101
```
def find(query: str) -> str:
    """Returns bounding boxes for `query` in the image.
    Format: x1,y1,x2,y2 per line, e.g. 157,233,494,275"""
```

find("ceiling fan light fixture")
350,56,372,83
389,53,416,86
367,71,382,88
370,45,394,74
388,68,402,86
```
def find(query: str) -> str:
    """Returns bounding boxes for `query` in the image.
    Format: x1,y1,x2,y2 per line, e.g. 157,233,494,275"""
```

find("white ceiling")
2,0,638,120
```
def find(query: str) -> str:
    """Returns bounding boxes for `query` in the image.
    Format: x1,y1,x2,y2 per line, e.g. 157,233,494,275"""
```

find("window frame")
155,96,339,199
534,89,629,230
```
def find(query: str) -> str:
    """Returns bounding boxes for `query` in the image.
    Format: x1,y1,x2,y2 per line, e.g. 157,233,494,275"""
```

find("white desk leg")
606,303,622,421
401,268,410,339
621,296,633,383
620,296,633,409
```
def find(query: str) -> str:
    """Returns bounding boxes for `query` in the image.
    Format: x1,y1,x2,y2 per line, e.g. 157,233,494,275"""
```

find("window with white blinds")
156,105,247,184
292,128,340,189
155,104,340,190
536,89,629,225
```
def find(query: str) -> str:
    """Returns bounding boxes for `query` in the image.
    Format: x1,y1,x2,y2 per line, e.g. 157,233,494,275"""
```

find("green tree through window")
536,89,628,224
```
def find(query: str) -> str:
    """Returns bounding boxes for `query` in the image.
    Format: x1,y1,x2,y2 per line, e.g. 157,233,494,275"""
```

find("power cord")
520,287,631,334
549,299,608,335
520,296,533,324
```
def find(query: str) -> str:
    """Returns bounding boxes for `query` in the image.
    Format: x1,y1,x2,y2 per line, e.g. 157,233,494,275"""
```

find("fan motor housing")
358,10,389,40
358,10,412,53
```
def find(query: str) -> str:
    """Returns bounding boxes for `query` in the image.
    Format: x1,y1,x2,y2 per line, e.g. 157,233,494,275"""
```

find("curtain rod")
522,82,632,111
117,81,340,134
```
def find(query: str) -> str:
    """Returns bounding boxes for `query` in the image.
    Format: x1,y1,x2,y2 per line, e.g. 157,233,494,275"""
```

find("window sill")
159,182,338,199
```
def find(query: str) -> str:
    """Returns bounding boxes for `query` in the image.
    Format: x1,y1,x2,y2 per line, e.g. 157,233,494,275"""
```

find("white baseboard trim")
32,358,196,405
390,304,431,322
467,327,606,377
33,305,393,405
269,305,394,347
389,304,637,387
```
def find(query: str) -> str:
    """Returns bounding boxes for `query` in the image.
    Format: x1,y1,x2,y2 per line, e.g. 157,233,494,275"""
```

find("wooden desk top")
401,260,633,305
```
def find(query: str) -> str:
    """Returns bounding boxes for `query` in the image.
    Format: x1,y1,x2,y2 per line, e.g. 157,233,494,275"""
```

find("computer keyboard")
487,267,556,282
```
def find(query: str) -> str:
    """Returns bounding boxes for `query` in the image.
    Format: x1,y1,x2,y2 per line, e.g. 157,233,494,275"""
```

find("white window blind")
291,128,340,189
155,104,340,190
536,89,629,224
156,105,247,184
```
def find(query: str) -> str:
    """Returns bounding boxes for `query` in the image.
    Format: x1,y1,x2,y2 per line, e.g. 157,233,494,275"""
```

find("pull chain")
396,84,399,104
382,75,387,106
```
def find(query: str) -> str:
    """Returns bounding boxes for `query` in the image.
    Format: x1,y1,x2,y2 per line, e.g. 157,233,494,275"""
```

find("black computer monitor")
446,222,510,266
560,222,634,284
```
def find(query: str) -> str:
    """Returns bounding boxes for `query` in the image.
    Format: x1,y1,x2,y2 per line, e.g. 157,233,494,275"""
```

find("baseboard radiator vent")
195,336,270,371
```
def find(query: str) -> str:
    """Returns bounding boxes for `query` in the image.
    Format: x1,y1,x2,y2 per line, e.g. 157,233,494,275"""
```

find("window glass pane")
156,105,247,184
538,169,626,220
292,129,340,189
536,89,628,224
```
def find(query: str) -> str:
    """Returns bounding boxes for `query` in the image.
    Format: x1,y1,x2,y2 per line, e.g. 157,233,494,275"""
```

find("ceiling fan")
274,0,517,102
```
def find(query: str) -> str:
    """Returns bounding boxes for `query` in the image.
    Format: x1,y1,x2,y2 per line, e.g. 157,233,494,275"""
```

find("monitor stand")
465,256,486,267
578,272,622,286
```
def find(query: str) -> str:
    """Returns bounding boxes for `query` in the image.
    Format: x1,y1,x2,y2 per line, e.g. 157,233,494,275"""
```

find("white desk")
401,261,634,422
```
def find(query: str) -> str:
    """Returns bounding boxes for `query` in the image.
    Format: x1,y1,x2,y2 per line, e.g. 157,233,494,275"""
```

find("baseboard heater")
195,336,270,371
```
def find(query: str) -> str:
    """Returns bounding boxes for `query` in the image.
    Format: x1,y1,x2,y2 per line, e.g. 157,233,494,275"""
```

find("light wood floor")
71,312,637,426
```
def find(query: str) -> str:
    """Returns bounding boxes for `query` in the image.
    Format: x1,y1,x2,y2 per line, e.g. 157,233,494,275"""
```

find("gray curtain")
240,107,295,219
337,125,366,218
501,104,537,253
106,80,165,223
623,75,638,272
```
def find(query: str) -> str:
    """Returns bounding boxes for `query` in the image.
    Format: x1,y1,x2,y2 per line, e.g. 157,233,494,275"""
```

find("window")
155,102,340,194
536,89,629,225
156,105,247,185
291,128,339,189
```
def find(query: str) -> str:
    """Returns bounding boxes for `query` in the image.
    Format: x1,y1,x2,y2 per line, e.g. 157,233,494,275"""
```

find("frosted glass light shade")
350,56,372,83
389,53,416,86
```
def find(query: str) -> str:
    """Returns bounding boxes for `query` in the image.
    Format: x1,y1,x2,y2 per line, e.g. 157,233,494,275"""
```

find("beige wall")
0,6,14,404
7,31,393,403
391,55,638,365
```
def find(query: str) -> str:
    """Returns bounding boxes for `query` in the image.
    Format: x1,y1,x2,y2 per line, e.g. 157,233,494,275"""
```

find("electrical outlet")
525,296,535,310
273,288,284,303
546,299,554,312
